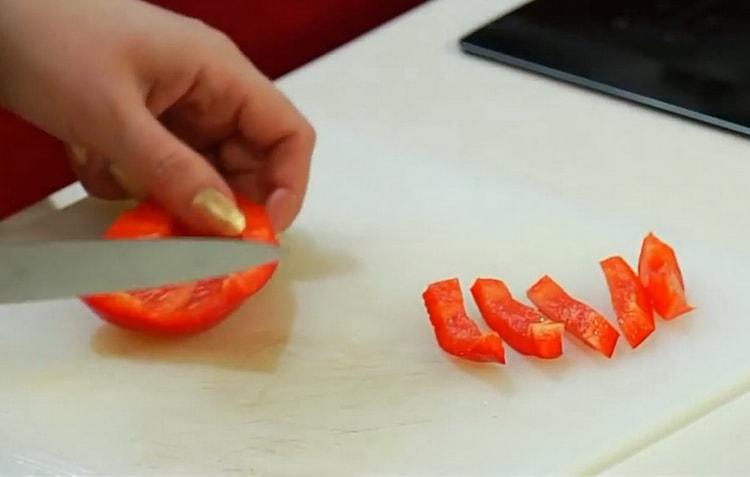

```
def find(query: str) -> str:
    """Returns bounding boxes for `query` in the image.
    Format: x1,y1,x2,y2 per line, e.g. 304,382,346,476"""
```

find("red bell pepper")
600,256,655,348
527,275,620,358
471,278,564,359
423,278,506,364
638,233,694,320
81,194,278,335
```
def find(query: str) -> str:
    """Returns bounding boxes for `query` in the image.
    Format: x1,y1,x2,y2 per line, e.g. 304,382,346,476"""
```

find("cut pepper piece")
527,275,620,358
471,278,563,359
601,256,655,348
423,278,506,364
530,322,565,359
638,233,694,320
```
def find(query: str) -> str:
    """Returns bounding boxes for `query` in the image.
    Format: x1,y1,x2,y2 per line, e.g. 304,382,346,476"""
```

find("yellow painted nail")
191,188,246,235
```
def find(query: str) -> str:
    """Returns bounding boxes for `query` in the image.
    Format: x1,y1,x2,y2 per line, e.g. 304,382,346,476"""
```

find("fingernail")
69,144,88,167
191,188,246,236
266,188,298,232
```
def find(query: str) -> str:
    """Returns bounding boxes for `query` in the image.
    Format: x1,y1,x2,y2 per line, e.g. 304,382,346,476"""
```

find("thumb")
94,103,246,236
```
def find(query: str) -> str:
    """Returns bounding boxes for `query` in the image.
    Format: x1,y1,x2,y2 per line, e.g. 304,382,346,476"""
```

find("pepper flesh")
527,275,620,358
601,256,655,348
471,278,563,359
638,233,694,320
82,195,278,335
423,278,506,363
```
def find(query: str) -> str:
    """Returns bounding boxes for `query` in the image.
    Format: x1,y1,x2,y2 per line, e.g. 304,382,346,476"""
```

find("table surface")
4,1,750,475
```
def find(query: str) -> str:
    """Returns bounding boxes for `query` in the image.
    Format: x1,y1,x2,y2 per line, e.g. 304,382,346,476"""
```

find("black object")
460,0,750,136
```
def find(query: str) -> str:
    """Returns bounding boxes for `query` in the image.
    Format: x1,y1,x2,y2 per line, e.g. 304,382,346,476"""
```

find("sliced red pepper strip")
530,322,565,359
423,278,506,364
527,275,620,358
471,278,563,359
601,256,655,348
638,233,694,320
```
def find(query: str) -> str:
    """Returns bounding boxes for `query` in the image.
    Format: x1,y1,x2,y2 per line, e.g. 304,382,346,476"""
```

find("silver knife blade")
0,238,281,303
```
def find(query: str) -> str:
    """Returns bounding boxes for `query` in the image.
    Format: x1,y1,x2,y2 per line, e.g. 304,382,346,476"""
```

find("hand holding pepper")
0,0,315,235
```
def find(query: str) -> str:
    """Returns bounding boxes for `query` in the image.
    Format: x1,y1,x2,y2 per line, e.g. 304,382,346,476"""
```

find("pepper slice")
423,278,506,364
601,256,655,348
527,275,620,358
471,278,563,359
638,233,694,320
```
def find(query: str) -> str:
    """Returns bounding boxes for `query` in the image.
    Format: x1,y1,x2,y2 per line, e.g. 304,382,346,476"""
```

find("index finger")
234,62,316,231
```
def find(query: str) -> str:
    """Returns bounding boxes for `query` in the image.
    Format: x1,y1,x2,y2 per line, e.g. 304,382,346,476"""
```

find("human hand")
0,0,315,234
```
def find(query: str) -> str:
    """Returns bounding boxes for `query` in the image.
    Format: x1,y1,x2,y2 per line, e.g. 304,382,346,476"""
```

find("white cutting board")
4,1,750,475
0,161,748,476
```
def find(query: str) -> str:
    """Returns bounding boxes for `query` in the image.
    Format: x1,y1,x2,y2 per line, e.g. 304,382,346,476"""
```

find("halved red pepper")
82,194,278,335
601,256,655,348
471,278,563,359
638,233,694,320
423,278,506,364
527,275,620,358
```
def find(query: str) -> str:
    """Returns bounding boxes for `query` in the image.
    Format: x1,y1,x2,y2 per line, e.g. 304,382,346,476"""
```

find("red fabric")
149,0,428,79
0,0,427,219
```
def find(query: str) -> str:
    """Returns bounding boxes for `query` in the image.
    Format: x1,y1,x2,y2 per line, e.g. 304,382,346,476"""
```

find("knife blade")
0,238,281,303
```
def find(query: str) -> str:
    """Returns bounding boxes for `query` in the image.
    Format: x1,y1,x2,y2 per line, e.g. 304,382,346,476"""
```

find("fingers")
234,68,315,231
261,133,313,231
65,143,129,200
71,49,314,234
218,137,268,204
91,99,246,236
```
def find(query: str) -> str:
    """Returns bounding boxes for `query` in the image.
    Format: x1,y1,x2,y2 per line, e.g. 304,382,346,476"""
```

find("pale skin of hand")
0,0,315,235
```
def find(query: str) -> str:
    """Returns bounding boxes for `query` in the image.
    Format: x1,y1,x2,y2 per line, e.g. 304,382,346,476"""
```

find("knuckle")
147,147,192,184
186,16,210,30
174,18,238,58
64,88,129,150
193,20,237,52
298,120,317,150
209,27,233,46
103,95,132,131
182,17,217,40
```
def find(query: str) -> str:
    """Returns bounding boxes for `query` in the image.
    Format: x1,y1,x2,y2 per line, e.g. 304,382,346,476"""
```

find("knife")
0,238,281,303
